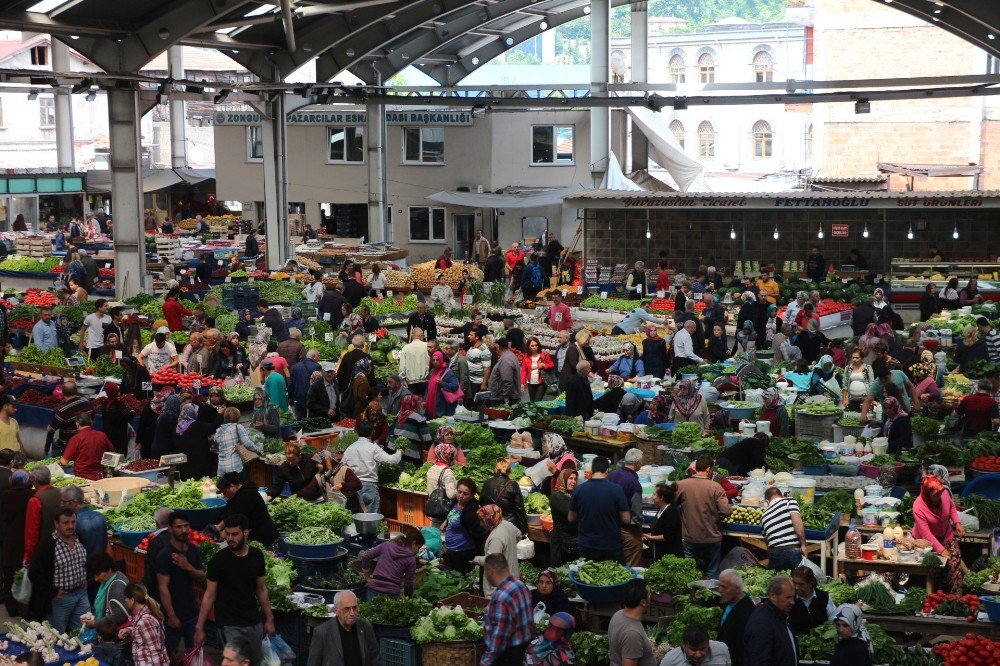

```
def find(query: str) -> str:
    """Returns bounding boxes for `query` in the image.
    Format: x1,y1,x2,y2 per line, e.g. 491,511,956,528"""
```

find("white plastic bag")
516,536,535,560
11,567,30,605
261,637,281,666
798,557,827,585
960,509,981,532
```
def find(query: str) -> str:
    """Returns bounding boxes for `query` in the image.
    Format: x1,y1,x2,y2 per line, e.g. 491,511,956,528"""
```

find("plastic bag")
798,556,826,585
182,647,217,666
960,509,981,532
261,637,281,666
267,634,296,664
11,567,30,605
860,424,878,440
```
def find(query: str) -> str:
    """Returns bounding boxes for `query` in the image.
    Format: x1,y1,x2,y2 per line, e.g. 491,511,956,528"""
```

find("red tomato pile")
923,591,980,619
150,369,225,389
18,389,61,407
137,529,213,553
119,395,149,413
334,418,357,429
23,289,56,307
124,459,161,472
99,268,115,277
8,318,35,330
932,633,1000,665
648,298,706,313
374,328,389,339
970,456,1000,472
777,298,853,319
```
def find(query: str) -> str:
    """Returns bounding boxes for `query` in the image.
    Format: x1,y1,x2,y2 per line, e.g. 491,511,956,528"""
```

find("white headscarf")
834,604,873,657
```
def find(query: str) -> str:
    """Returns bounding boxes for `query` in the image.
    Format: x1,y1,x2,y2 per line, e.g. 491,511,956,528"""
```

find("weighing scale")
159,453,188,488
101,451,123,479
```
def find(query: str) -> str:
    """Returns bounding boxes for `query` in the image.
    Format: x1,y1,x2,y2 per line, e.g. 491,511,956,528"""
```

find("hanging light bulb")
907,226,914,240
646,228,651,239
862,226,869,238
817,224,824,239
953,226,959,239
773,225,779,240
730,226,736,240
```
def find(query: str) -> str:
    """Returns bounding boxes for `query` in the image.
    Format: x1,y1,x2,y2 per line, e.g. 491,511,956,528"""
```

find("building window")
752,120,773,158
669,120,685,149
532,125,574,164
328,126,364,163
697,121,715,158
403,127,445,163
409,206,446,242
30,45,47,66
753,50,774,83
38,96,55,126
247,126,263,160
698,53,715,84
669,54,685,84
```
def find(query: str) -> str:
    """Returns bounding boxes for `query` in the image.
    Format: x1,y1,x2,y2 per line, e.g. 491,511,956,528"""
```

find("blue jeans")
165,616,197,656
49,587,89,634
768,547,802,572
683,541,722,580
360,482,380,514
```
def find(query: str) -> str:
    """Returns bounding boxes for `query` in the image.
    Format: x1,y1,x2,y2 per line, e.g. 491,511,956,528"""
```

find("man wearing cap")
289,349,322,419
308,362,339,419
260,359,289,411
608,448,646,566
140,327,179,374
0,394,23,453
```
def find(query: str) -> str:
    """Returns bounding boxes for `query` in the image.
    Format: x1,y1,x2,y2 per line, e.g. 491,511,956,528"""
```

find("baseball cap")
156,326,170,335
261,359,275,370
321,362,335,372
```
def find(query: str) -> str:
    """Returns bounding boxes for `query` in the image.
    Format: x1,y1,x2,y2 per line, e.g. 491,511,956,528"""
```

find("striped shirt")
986,328,1000,364
760,497,801,550
467,343,492,387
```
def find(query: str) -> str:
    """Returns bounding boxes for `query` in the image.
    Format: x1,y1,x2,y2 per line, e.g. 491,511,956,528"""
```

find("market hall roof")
563,189,1000,209
1,0,998,85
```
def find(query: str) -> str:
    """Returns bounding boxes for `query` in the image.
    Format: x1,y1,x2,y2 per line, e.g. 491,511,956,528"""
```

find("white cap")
156,326,170,335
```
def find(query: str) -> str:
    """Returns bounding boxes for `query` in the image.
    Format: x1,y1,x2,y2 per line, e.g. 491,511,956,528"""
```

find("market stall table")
843,516,996,558
836,543,943,592
529,428,634,463
721,526,840,575
866,614,1000,642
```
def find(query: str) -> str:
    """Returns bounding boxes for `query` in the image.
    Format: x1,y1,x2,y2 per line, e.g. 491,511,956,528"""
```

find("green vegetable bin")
166,497,226,529
568,568,637,604
285,536,346,559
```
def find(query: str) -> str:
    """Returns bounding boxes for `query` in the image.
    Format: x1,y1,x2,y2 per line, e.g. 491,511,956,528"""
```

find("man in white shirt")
659,625,731,666
139,326,179,374
341,420,401,513
79,299,111,358
397,327,430,398
671,320,704,376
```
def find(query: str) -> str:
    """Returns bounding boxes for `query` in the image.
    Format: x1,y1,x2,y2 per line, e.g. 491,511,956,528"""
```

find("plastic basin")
114,523,154,548
801,464,829,476
568,568,637,604
962,473,1000,499
980,596,1000,622
860,461,906,480
166,497,227,530
285,537,346,559
720,403,758,420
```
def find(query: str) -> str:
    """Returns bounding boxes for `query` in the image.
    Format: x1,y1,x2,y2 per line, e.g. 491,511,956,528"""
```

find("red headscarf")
104,382,120,407
397,394,421,428
920,475,945,504
424,350,448,417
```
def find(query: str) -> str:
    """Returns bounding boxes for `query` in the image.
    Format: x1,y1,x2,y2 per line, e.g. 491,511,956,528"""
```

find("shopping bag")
11,567,30,605
261,637,281,666
267,634,296,664
182,646,217,666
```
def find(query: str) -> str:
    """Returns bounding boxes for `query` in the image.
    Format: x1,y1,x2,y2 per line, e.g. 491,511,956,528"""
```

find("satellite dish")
610,50,629,78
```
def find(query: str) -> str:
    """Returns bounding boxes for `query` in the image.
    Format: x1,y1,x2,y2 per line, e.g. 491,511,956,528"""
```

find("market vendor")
671,320,705,375
758,387,789,437
912,475,965,592
668,379,710,428
789,565,835,635
592,374,626,413
807,355,841,397
360,529,424,599
607,343,643,380
954,378,1000,437
611,306,665,336
531,569,575,619
59,412,115,481
618,393,645,424
860,363,919,422
268,442,320,500
546,292,573,332
564,359,595,421
215,471,279,548
139,326,179,374
880,396,913,454
162,287,193,332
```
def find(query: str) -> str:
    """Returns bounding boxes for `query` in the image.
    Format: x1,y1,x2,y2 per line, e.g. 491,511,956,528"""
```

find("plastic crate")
246,460,276,488
793,411,841,442
380,638,420,666
110,542,145,582
396,489,430,527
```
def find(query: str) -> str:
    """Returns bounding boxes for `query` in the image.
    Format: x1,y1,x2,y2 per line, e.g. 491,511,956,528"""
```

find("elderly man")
482,552,534,666
744,576,798,666
553,329,571,373
406,300,437,341
142,508,174,600
277,328,306,369
784,292,807,330
23,466,61,564
718,569,756,666
661,624,732,666
608,448,646,566
488,337,521,405
625,261,648,299
202,328,222,369
60,485,106,558
290,349,322,419
181,332,209,374
318,282,349,327
380,375,411,417
308,362,339,419
701,292,727,329
397,328,430,398
564,360,594,420
706,265,724,290
612,305,665,336
47,379,91,456
671,319,705,375
307,590,379,666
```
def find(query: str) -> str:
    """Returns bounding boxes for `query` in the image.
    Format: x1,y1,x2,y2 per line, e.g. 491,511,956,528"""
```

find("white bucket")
584,421,601,437
739,420,757,436
788,478,817,504
871,437,889,455
940,329,953,347
865,484,884,498
756,420,772,435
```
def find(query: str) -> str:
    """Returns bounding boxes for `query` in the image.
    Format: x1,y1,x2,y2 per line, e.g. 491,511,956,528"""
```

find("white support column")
261,93,290,268
107,88,146,298
168,46,187,168
590,0,610,186
51,38,74,171
630,2,649,173
366,84,387,243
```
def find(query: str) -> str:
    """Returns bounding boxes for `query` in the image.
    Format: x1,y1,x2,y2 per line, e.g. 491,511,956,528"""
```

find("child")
14,654,44,666
93,617,124,666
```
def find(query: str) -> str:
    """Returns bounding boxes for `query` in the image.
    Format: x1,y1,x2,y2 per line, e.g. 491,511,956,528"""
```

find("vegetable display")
104,480,208,526
664,604,722,648
413,567,476,604
16,344,69,367
736,566,790,597
524,492,550,514
643,555,701,595
284,527,341,545
410,605,483,643
358,595,433,627
268,497,311,532
855,579,895,609
573,560,633,586
298,502,353,532
570,632,610,666
798,622,898,663
223,384,257,403
816,490,855,514
117,515,157,532
932,634,1000,666
251,540,298,612
820,581,858,606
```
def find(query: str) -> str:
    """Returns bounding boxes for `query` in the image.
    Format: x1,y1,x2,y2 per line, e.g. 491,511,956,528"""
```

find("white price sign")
142,382,153,391
225,277,231,283
656,291,665,298
291,277,297,284
324,333,334,342
193,379,201,390
323,312,331,321
462,295,473,305
577,286,583,294
308,328,315,338
561,289,567,297
387,291,393,298
104,263,112,269
600,291,608,300
248,277,255,282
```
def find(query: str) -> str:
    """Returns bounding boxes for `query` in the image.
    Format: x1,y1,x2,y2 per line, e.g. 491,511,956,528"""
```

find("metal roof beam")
885,0,1000,59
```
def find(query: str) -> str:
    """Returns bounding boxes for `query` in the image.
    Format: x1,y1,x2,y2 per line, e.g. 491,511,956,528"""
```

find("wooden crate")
110,542,145,582
245,459,275,488
396,489,431,527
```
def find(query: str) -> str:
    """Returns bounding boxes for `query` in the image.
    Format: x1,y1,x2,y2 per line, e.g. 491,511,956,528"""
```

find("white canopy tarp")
426,185,583,209
626,106,707,192
600,152,644,191
85,168,215,193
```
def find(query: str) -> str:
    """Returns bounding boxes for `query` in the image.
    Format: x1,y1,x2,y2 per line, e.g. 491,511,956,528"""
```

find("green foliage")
643,555,701,595
268,496,310,532
298,502,353,532
570,632,610,666
16,344,68,367
89,355,125,379
413,566,475,604
359,595,433,627
665,604,722,648
525,492,550,514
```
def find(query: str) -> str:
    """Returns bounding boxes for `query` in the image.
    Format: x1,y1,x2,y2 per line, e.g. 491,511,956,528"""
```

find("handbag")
441,384,464,405
236,444,259,464
424,469,451,521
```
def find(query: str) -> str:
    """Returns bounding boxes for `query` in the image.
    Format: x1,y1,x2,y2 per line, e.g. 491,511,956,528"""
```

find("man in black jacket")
307,363,338,419
718,569,757,666
743,576,797,666
342,276,366,308
318,283,349,327
851,298,877,337
407,300,437,340
257,299,289,342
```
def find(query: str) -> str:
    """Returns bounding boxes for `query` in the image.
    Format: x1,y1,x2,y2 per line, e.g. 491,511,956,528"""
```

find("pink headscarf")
424,350,449,417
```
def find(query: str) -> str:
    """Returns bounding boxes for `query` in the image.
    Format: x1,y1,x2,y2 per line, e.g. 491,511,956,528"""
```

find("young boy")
92,617,124,666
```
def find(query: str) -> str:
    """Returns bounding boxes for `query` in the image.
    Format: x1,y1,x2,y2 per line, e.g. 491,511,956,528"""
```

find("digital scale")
101,452,123,478
159,453,188,488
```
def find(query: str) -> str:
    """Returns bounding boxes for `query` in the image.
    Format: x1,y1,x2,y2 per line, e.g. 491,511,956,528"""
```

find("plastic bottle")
882,525,898,560
854,488,865,512
846,520,862,560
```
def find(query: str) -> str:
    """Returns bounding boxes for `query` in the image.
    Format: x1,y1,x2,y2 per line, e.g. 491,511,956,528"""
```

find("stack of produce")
410,261,483,290
15,344,69,368
149,369,225,388
932,635,1000,666
411,606,483,643
724,506,763,525
383,270,412,289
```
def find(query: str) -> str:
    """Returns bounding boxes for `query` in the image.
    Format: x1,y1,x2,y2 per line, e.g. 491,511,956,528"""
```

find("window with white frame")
753,50,774,83
669,120,685,149
328,126,364,163
403,127,444,163
247,125,263,160
39,96,54,126
409,206,446,242
669,54,685,84
698,52,716,84
532,125,574,164
697,121,715,158
752,120,773,158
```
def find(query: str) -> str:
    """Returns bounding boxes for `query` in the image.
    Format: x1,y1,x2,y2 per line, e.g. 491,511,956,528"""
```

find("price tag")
142,382,153,391
561,289,567,297
323,312,331,321
656,290,665,298
368,333,377,343
876,274,882,281
577,286,583,294
104,263,112,269
600,291,608,300
113,350,122,360
324,333,333,342
225,276,231,283
462,295,472,305
308,327,315,338
193,379,201,390
387,290,393,299
636,285,642,293
189,277,195,285
535,306,545,316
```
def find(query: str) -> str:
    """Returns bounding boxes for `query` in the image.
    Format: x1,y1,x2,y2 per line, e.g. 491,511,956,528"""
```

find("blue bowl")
720,403,758,420
627,388,656,400
114,523,154,548
285,538,346,560
568,567,637,604
980,595,1000,622
165,497,227,530
802,464,830,476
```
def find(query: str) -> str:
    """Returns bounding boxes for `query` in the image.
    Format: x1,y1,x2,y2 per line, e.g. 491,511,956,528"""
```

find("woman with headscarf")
250,387,280,437
668,379,709,428
548,469,579,565
524,612,576,666
341,311,365,339
593,374,627,414
735,291,758,334
1,470,32,615
439,477,482,574
920,283,942,322
910,349,940,402
955,324,987,373
531,570,576,619
481,458,528,534
314,448,364,511
539,433,576,496
150,394,182,458
119,354,152,398
426,441,458,506
706,322,729,362
394,394,432,463
960,278,985,306
808,354,841,397
731,319,758,355
636,394,671,425
759,387,789,437
427,426,467,466
912,474,966,593
794,318,824,364
100,383,133,455
177,402,221,480
762,303,783,348
136,387,170,458
641,325,668,379
831,604,874,666
476,504,522,595
881,396,913,455
716,432,770,477
608,343,644,380
248,325,272,369
361,399,389,445
617,393,644,424
234,308,255,341
872,288,889,312
425,350,460,418
858,323,882,362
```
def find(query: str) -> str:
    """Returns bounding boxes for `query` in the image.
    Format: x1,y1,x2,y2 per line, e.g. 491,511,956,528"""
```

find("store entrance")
319,203,368,238
453,214,474,260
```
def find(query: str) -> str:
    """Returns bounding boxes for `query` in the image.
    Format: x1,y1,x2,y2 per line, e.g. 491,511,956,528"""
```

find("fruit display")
932,634,1000,665
17,389,61,407
923,591,980,619
724,505,763,525
150,369,225,388
123,459,162,472
410,261,484,290
383,270,412,289
970,455,1000,472
22,289,56,307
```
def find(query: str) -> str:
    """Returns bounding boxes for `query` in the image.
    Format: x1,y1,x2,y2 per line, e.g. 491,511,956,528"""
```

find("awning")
85,168,216,193
600,153,644,191
426,185,583,209
626,106,707,193
877,162,984,178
